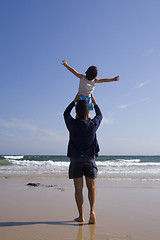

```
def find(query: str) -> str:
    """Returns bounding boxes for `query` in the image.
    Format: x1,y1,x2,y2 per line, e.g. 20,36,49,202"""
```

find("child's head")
85,66,98,81
76,100,88,120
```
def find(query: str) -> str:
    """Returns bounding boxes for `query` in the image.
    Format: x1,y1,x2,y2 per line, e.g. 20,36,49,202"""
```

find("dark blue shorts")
69,157,98,179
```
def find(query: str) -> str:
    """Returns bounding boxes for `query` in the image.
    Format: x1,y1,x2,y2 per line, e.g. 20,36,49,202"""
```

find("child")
62,59,119,110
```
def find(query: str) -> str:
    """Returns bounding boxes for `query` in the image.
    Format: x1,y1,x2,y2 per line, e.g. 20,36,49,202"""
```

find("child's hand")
114,76,120,81
61,59,67,66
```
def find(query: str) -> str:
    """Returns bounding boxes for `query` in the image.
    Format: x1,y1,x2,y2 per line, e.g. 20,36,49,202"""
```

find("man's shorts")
69,157,98,179
79,95,94,111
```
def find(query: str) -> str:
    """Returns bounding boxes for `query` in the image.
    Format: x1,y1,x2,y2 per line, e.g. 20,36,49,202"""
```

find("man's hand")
73,93,81,103
61,59,67,66
113,75,120,81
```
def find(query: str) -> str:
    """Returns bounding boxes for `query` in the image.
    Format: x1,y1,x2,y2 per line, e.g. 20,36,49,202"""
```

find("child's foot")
89,211,96,224
74,216,85,223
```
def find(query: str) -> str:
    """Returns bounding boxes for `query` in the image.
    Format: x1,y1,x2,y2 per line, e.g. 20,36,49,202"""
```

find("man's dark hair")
76,100,88,120
85,66,98,81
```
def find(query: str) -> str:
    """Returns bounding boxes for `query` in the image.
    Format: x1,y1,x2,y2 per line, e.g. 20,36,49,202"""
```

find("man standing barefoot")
64,93,102,224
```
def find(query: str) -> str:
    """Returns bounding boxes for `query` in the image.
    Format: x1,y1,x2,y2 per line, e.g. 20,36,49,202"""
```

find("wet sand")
0,176,160,240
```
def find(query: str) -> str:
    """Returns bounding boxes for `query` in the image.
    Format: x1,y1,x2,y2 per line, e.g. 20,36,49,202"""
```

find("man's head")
76,100,88,120
85,66,98,81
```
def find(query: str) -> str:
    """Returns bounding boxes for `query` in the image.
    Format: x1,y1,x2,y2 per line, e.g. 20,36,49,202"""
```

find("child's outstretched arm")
95,75,119,83
61,59,82,79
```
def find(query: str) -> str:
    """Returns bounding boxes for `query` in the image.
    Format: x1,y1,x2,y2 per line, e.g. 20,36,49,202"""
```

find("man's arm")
63,94,81,125
63,101,75,120
95,75,119,83
62,59,83,79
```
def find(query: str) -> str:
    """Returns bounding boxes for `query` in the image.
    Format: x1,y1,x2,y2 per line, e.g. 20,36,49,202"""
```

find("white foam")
8,159,69,167
120,159,141,162
6,159,70,173
4,155,24,160
96,160,160,167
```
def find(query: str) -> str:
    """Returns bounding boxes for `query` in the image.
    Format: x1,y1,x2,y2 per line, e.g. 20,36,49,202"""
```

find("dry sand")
0,176,160,240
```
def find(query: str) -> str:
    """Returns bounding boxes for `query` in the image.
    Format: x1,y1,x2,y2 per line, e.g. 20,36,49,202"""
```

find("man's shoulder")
85,118,96,127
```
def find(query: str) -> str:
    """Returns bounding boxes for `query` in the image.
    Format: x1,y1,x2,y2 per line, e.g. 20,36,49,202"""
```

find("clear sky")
0,0,160,155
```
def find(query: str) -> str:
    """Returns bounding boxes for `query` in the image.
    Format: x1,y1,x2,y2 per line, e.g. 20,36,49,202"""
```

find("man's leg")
85,177,96,224
73,177,85,222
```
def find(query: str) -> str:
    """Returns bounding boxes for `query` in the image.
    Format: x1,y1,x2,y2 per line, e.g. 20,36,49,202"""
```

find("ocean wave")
1,155,160,180
8,159,69,167
3,157,160,169
118,159,141,162
0,159,13,166
3,155,24,160
96,160,160,167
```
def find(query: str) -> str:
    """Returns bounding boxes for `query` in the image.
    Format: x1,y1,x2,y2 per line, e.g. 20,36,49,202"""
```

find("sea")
0,155,160,181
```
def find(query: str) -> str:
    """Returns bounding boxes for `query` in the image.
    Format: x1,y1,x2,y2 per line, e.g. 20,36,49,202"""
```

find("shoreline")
1,173,160,182
1,176,160,240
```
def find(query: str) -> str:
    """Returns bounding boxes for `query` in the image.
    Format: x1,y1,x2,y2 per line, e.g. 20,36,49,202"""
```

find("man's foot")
89,211,96,224
74,216,85,222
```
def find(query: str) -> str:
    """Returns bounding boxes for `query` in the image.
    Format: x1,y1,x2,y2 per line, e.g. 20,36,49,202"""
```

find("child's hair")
76,100,88,120
85,66,98,81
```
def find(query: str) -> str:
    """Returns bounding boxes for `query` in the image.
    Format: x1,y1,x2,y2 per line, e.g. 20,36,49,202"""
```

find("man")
63,93,102,224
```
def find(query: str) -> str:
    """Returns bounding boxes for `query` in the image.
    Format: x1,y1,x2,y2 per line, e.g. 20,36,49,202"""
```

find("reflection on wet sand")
76,224,95,240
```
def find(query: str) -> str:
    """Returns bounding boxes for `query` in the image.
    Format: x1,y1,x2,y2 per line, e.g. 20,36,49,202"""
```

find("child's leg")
87,95,94,111
79,95,94,113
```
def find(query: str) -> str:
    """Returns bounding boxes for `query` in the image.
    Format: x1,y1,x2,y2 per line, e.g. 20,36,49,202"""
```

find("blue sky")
0,0,160,155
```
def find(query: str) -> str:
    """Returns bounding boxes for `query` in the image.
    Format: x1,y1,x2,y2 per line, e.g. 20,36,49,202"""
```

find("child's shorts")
79,95,94,111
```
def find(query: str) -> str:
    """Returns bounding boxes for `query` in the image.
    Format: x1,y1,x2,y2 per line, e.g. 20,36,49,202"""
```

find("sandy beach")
0,176,160,240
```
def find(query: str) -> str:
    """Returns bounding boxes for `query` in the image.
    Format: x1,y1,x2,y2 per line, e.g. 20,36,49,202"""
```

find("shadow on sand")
0,220,89,227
